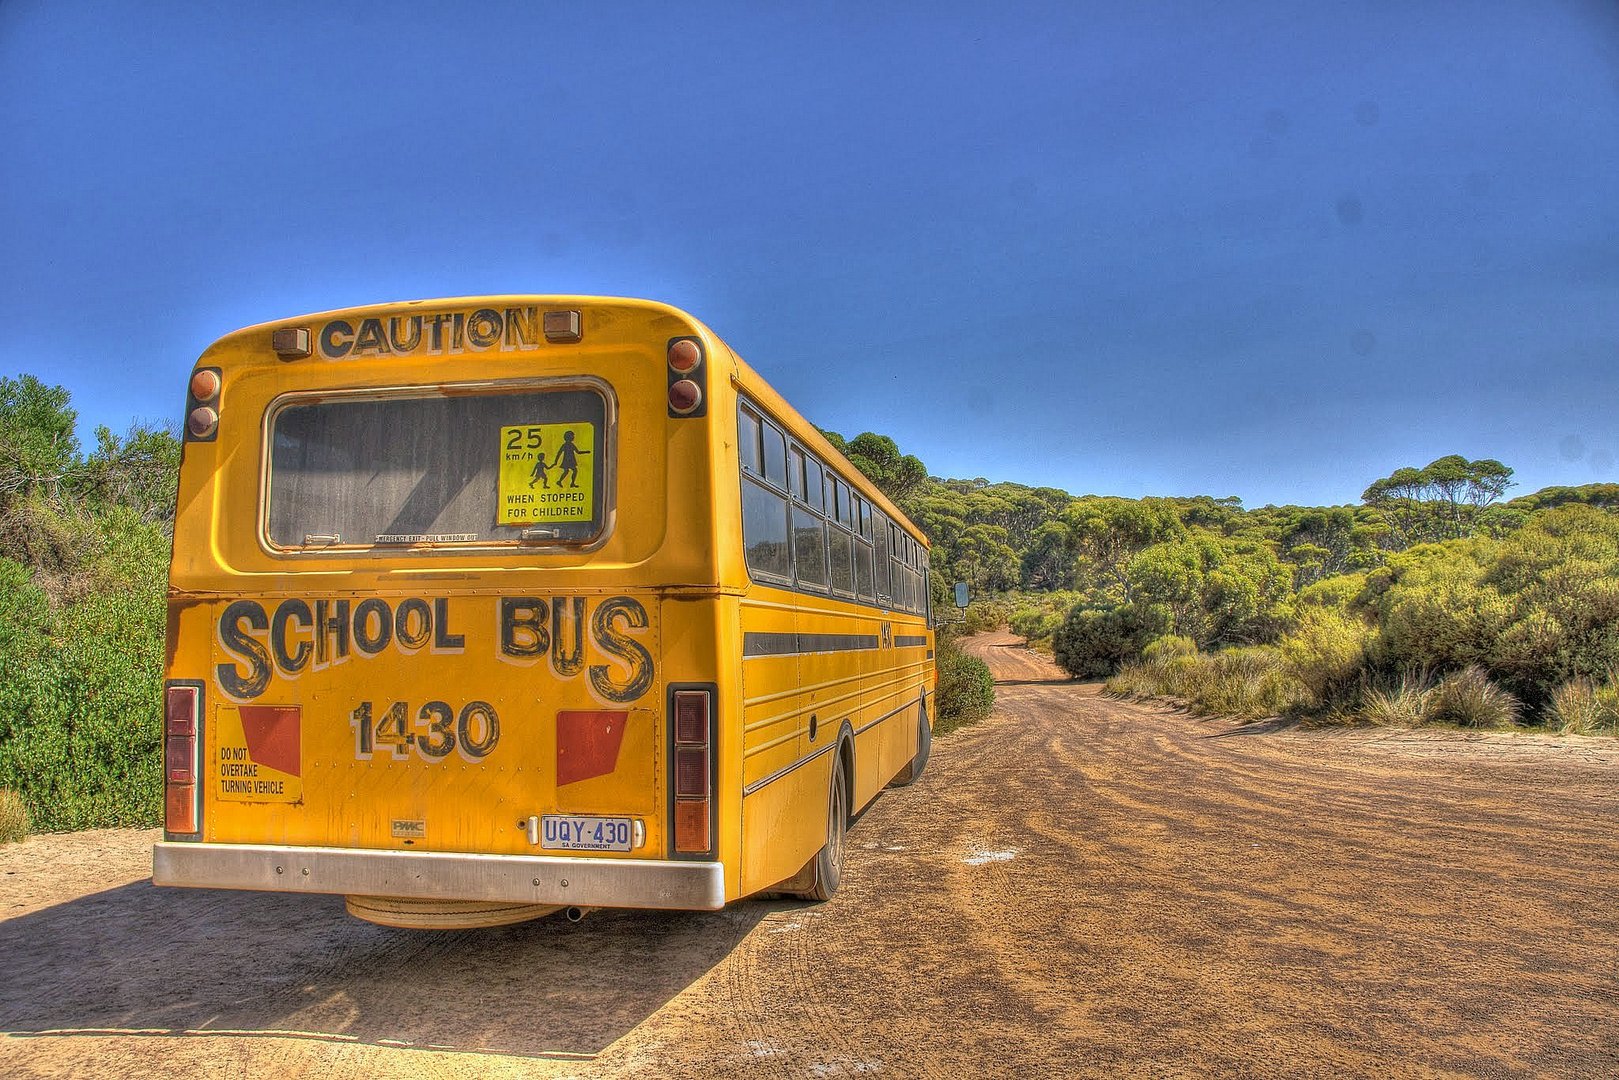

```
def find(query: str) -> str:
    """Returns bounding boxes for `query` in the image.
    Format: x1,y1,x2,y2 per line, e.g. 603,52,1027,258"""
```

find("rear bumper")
152,842,727,911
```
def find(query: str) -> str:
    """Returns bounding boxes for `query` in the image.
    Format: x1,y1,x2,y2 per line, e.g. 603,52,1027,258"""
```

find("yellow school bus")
152,296,936,928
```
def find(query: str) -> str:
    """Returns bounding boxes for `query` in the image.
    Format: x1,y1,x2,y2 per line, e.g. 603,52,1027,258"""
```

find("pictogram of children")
554,430,590,488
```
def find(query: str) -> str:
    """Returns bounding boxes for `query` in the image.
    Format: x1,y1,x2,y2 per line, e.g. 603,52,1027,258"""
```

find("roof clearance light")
668,339,701,373
188,368,220,402
543,310,582,343
271,327,312,359
187,406,219,439
668,379,703,415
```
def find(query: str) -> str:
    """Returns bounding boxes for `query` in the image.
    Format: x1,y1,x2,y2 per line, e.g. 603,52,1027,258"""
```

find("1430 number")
351,699,500,762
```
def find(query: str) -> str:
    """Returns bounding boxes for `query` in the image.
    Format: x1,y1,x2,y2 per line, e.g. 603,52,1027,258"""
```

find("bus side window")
742,476,791,581
739,405,762,475
855,538,875,601
806,457,826,514
828,526,855,596
873,511,891,602
793,505,828,590
788,446,805,500
762,421,787,489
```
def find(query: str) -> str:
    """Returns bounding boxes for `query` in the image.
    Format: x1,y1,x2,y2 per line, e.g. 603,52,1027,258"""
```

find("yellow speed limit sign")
498,423,595,525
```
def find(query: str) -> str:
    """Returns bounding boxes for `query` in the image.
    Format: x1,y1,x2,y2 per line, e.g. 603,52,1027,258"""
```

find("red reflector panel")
165,783,197,834
674,747,708,798
673,690,708,745
675,799,710,853
556,709,630,786
165,685,197,735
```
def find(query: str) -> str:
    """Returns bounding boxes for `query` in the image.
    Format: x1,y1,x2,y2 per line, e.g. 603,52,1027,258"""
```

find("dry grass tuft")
0,789,30,845
1548,676,1619,736
1360,675,1434,727
1427,666,1520,730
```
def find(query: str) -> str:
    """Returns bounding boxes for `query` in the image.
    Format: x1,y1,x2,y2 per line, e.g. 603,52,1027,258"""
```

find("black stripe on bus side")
742,632,881,657
893,635,928,648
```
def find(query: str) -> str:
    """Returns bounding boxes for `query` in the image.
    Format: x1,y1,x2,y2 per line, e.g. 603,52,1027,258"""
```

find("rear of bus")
153,297,733,928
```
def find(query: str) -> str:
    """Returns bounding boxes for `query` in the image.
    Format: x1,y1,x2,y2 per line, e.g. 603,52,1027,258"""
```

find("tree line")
824,427,1618,734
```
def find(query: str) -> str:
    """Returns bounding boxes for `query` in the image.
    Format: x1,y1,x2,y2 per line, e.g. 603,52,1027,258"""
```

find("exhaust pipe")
564,906,595,923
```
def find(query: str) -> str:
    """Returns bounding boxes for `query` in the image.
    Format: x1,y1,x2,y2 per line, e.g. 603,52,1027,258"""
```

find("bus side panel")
737,590,819,895
794,603,923,814
741,752,835,895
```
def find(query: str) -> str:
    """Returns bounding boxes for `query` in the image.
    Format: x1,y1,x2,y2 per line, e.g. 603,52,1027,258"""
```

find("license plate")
540,815,633,852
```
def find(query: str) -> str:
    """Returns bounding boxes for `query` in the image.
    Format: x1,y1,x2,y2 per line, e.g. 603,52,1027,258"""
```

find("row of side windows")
738,401,930,618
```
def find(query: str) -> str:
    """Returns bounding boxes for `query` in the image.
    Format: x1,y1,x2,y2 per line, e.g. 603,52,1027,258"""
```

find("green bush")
1369,508,1619,712
1052,603,1170,679
1141,634,1197,662
1197,647,1295,720
0,507,169,831
1107,645,1292,721
934,633,995,734
1280,607,1375,710
0,788,27,843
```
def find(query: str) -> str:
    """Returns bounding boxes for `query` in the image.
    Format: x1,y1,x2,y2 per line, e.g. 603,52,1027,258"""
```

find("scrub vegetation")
0,375,177,832
821,427,1619,736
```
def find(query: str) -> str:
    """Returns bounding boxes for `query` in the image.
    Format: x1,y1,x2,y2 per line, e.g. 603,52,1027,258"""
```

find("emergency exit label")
215,704,303,803
498,422,595,525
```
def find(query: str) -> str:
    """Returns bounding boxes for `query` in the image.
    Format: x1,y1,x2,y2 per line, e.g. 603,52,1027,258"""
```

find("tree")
820,429,928,503
78,422,182,527
0,375,79,506
1361,455,1514,547
1127,534,1293,648
1062,497,1186,605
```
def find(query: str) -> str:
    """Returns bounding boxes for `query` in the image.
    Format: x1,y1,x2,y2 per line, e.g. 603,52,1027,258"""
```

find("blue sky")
3,1,1617,506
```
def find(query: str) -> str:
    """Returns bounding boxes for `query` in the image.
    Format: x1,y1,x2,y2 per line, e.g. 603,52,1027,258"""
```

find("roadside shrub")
934,633,995,735
0,508,169,832
1141,634,1197,662
1548,677,1619,736
1053,602,1170,679
1370,508,1619,715
962,597,1014,633
1281,607,1375,711
1108,646,1291,721
1359,675,1434,727
1427,666,1520,729
0,789,27,843
1197,647,1294,720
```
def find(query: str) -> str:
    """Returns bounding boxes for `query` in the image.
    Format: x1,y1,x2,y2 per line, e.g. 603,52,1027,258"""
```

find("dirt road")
5,632,1618,1078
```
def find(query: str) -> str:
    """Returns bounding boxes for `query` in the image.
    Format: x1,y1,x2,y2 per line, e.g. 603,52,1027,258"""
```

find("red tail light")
672,689,711,852
667,339,701,373
184,367,222,442
164,683,201,834
668,379,703,415
666,336,707,418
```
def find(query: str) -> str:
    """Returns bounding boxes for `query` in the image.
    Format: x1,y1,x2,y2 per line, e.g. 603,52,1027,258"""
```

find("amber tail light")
164,683,201,834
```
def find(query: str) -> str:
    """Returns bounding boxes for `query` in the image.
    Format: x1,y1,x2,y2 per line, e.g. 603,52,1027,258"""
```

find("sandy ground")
3,631,1617,1078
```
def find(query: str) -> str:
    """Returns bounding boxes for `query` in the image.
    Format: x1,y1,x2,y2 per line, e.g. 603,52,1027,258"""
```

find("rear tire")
889,701,932,787
796,750,848,901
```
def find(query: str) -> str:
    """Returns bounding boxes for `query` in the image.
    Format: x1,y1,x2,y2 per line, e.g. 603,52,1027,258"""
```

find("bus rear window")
266,385,609,550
